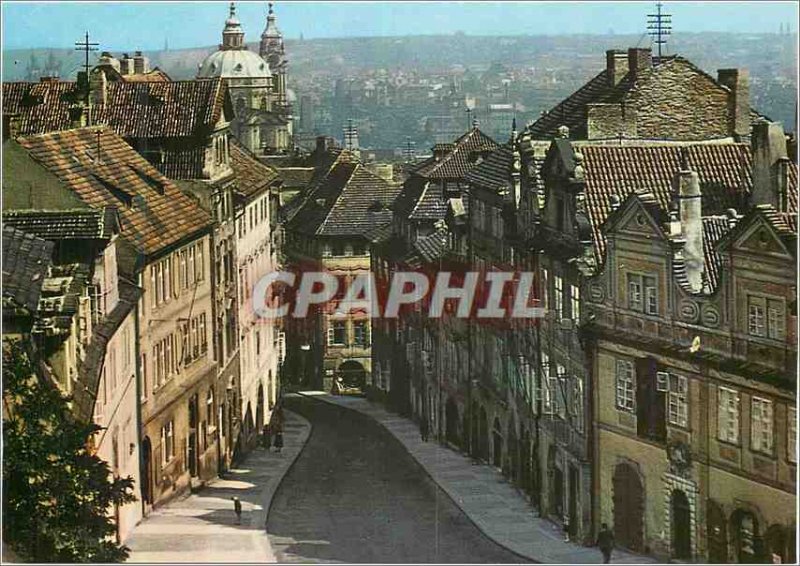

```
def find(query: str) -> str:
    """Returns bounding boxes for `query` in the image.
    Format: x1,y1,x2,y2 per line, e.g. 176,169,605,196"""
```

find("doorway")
671,489,691,559
612,462,644,552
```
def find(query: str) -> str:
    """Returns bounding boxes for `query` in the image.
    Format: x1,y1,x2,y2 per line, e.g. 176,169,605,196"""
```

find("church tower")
260,2,287,108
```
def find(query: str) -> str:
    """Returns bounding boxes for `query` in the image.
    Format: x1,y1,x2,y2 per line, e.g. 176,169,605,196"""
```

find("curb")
298,392,538,564
253,404,313,535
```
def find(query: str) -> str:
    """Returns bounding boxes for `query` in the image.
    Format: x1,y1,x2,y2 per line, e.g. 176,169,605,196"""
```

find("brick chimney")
717,69,750,140
627,48,653,80
119,54,134,75
606,50,629,87
90,69,108,106
673,163,704,293
751,120,789,210
133,51,149,74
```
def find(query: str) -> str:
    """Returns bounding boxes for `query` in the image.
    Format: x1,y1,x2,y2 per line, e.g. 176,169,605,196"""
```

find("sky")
2,1,798,51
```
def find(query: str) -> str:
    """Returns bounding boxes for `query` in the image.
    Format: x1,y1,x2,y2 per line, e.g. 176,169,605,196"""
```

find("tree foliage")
3,342,136,562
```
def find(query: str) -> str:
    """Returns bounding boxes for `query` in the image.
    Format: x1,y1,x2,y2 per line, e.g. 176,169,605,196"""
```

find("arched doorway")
707,499,728,563
479,406,489,462
256,383,265,433
765,524,793,564
445,398,459,446
492,417,503,469
731,509,761,563
613,462,644,552
339,360,367,390
671,489,692,559
141,436,153,506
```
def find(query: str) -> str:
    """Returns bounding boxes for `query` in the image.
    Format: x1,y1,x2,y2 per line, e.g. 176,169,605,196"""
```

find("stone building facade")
528,47,757,142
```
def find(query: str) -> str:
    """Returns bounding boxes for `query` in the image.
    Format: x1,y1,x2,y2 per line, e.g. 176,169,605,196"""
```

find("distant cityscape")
4,29,797,152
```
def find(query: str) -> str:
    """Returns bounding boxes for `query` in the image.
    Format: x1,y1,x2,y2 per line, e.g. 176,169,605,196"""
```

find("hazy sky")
2,1,798,51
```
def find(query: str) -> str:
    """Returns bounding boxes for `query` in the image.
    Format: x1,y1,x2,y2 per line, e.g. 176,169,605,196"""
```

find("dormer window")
747,295,784,339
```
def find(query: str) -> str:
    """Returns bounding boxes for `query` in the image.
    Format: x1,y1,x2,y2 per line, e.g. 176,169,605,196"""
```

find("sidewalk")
126,404,311,563
303,392,657,565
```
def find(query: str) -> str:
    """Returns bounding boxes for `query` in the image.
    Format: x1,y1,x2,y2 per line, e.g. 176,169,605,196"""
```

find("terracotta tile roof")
3,208,118,241
275,167,315,189
412,127,500,179
2,225,53,313
579,143,762,264
287,161,401,238
465,144,513,191
3,79,228,138
394,128,500,223
701,215,731,292
230,139,280,199
12,127,212,258
527,57,766,140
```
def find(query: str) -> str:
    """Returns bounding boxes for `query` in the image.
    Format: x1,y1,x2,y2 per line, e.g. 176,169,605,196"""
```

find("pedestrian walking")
596,522,614,564
562,514,571,542
262,424,271,449
420,417,429,442
231,496,242,525
274,430,284,453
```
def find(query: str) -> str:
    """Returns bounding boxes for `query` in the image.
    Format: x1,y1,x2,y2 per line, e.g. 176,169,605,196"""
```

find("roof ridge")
315,161,360,235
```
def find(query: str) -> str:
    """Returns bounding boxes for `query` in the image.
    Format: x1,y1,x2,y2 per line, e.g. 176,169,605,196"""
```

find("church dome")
197,49,272,79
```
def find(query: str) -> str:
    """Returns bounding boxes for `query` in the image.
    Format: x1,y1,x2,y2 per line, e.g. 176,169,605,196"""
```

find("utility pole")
74,31,99,123
647,2,672,62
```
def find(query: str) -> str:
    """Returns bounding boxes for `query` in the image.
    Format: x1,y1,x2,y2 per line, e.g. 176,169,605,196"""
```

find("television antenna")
647,2,672,61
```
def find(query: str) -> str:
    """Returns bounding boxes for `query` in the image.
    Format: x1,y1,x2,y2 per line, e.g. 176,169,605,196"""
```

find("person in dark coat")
420,416,429,442
596,523,614,564
274,431,284,453
232,496,242,525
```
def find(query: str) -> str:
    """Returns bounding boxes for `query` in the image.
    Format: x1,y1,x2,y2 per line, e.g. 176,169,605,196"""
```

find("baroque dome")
197,49,272,80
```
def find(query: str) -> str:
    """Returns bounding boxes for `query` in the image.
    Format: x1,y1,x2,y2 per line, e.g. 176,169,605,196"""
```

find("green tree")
2,342,136,562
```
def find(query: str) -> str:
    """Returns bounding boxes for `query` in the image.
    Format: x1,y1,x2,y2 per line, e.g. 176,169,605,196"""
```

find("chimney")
133,51,149,74
606,49,629,87
751,120,789,209
627,48,652,80
90,69,108,106
673,164,704,293
119,54,134,75
717,69,750,140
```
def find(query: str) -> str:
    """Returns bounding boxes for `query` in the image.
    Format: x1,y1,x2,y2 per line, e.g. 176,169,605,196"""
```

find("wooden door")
613,463,644,552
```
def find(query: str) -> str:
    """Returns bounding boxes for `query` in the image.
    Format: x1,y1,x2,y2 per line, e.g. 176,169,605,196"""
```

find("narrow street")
267,396,525,564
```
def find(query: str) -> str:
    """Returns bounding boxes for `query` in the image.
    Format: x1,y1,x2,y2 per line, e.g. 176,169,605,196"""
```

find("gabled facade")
586,191,797,562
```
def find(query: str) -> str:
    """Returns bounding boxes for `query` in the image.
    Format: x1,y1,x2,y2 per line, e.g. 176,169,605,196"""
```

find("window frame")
667,374,689,428
615,359,635,413
751,396,774,455
717,386,740,445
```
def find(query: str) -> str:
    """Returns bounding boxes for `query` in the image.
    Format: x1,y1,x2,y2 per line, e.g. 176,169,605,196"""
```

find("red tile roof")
412,127,499,179
3,79,228,139
13,127,212,258
578,142,798,264
230,139,280,199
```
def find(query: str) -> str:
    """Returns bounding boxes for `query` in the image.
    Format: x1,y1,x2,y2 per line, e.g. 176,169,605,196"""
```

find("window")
207,389,216,429
554,275,563,319
554,364,567,419
570,284,580,321
717,387,740,444
615,359,635,412
667,374,688,428
627,273,657,314
751,397,774,454
328,320,346,346
749,295,785,339
354,321,369,346
161,420,174,466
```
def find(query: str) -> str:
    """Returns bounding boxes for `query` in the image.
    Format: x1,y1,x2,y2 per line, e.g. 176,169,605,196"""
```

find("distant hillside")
3,32,796,133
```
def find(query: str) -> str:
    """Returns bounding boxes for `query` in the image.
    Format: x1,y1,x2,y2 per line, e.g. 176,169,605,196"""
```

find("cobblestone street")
267,395,526,564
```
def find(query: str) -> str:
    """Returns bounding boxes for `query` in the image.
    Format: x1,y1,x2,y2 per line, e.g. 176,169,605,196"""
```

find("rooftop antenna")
74,31,99,123
465,107,472,130
343,118,358,151
403,136,416,163
647,2,672,62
